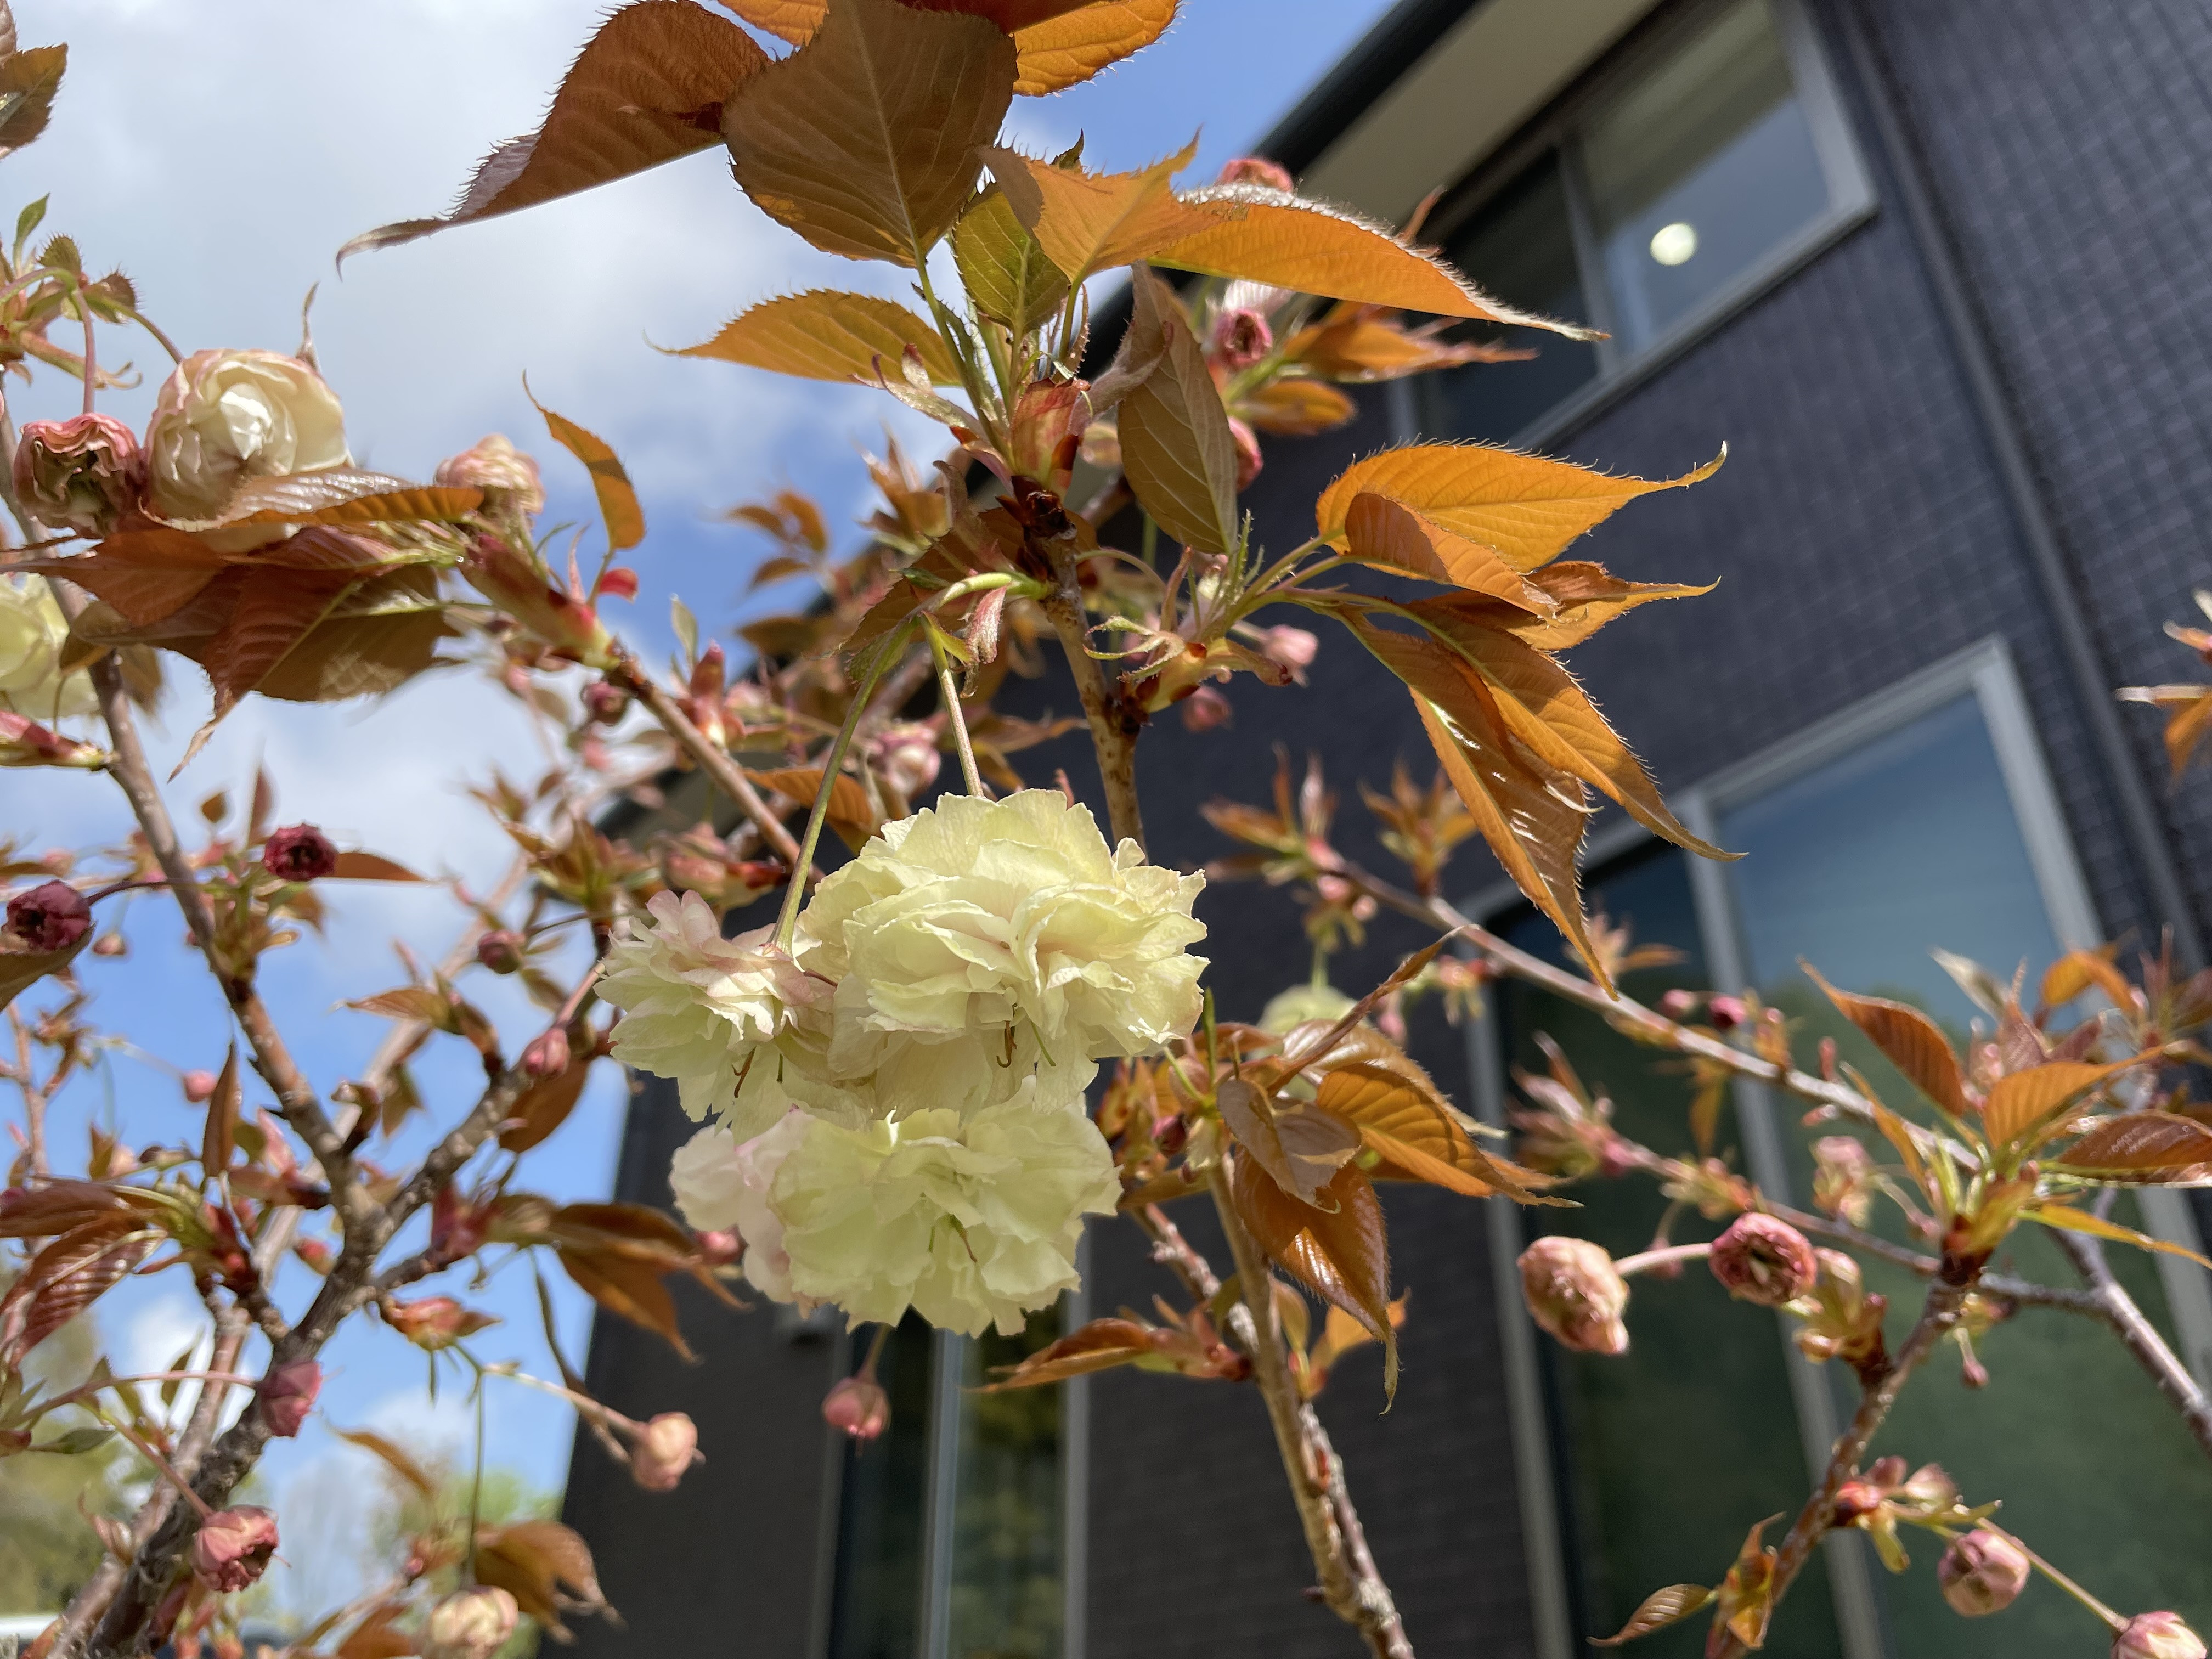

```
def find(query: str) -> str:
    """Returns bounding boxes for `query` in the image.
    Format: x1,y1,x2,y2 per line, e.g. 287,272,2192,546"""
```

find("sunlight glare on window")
1649,221,1699,266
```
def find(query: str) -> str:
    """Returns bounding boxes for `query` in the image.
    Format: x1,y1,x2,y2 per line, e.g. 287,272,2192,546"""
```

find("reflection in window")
827,1316,936,1659
1429,0,1850,441
1715,693,2212,1654
942,1312,1065,1659
825,1308,1068,1659
1432,155,1600,444
1494,844,1847,1659
1583,0,1829,354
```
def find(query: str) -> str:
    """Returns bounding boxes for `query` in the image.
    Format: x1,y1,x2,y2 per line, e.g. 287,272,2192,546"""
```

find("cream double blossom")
603,791,1208,1335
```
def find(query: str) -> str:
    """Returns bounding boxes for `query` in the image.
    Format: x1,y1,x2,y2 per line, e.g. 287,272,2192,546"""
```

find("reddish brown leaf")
1344,493,1555,609
2052,1111,2212,1182
500,1057,596,1153
0,44,66,161
329,851,424,882
1116,270,1240,554
202,1042,240,1176
333,1603,415,1659
557,1244,693,1358
748,765,879,849
20,532,235,626
475,1519,610,1638
532,394,644,552
1236,376,1358,437
1592,1584,1716,1648
0,1179,165,1239
0,1218,159,1365
724,0,1015,264
340,2,769,261
1983,1059,2141,1150
1803,964,1971,1119
720,0,1173,95
217,469,483,528
1214,1076,1361,1206
984,139,1224,281
1316,1060,1556,1203
1231,1157,1397,1396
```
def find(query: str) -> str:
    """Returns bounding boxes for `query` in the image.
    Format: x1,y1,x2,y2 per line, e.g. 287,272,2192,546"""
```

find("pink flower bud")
867,721,942,800
257,1358,321,1438
1517,1235,1629,1355
1211,307,1273,370
91,931,126,956
1179,684,1233,732
182,1069,218,1103
629,1411,701,1492
1658,988,1699,1018
14,413,144,537
1217,156,1294,193
595,566,639,602
1260,625,1318,673
697,1228,742,1267
581,681,629,725
2117,1613,2209,1659
521,1026,570,1078
823,1375,891,1441
190,1506,279,1592
1228,417,1263,492
434,435,545,517
1709,1214,1818,1307
1707,994,1748,1030
262,824,338,882
423,1587,520,1659
379,1293,498,1351
5,879,91,952
1938,1530,2029,1617
475,930,526,974
1830,1479,1886,1525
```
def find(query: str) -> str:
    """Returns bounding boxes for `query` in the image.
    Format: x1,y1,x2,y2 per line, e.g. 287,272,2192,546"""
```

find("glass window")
1582,0,1830,354
1432,155,1601,444
823,1309,1070,1659
827,1316,938,1659
1713,694,2212,1655
1494,845,1849,1658
1429,0,1854,441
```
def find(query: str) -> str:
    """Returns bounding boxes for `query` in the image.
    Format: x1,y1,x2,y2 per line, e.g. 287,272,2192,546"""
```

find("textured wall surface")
560,1073,844,1658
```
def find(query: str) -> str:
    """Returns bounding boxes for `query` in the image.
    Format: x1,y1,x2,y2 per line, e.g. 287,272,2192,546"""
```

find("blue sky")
1,0,1402,1620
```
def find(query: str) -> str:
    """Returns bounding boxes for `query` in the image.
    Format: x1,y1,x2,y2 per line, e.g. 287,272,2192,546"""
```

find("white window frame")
1462,636,2212,1659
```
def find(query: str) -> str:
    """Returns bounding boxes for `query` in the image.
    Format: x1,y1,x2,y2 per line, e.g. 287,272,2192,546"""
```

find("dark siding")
561,1071,843,1658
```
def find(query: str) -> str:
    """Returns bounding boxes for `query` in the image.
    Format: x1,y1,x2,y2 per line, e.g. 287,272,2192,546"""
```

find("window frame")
1409,0,1876,449
1460,636,2212,1659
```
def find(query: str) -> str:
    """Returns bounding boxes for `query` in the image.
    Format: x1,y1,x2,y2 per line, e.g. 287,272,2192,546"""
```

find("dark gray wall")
560,1070,844,1659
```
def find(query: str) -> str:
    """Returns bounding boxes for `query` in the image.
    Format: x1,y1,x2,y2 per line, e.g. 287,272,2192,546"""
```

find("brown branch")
51,616,363,1231
1708,1278,1969,1659
1348,864,2212,1453
613,651,806,872
1040,557,1144,851
2046,1226,2212,1458
1205,1163,1414,1659
48,1311,249,1659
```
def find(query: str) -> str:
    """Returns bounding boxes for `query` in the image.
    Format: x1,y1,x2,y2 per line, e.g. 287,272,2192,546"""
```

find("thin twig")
614,651,805,872
1206,1161,1415,1659
1708,1278,1970,1659
2046,1225,2212,1458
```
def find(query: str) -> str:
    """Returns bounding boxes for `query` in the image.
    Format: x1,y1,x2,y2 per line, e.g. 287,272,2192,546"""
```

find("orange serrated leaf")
676,290,962,384
2027,1203,2212,1267
1316,443,1724,571
724,0,1015,264
1005,0,1176,93
981,138,1226,281
1236,376,1357,436
1802,964,1970,1118
1154,185,1594,331
529,393,644,552
1344,494,1555,610
1215,1075,1361,1206
557,1244,694,1359
1592,1584,1716,1649
747,765,879,849
1316,1059,1558,1203
1116,270,1240,555
2050,1111,2212,1182
1231,1157,1397,1398
1983,1059,2140,1151
340,3,768,261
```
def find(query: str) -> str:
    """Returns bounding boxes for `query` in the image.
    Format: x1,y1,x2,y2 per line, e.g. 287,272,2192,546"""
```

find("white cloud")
363,1381,475,1463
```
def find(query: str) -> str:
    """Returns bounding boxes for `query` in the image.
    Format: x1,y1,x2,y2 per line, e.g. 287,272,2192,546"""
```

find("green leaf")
953,187,1069,335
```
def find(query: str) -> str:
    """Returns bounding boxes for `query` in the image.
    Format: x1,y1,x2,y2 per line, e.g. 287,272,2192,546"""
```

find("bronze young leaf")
677,290,964,384
338,2,770,261
982,138,1225,283
724,0,1016,264
1316,443,1724,567
2050,1111,2212,1183
1115,271,1242,555
1230,1156,1398,1398
1152,185,1593,330
1803,964,1971,1119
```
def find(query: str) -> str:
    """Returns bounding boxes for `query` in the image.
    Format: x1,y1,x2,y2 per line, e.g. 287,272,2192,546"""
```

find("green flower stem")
929,626,985,797
775,622,911,950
